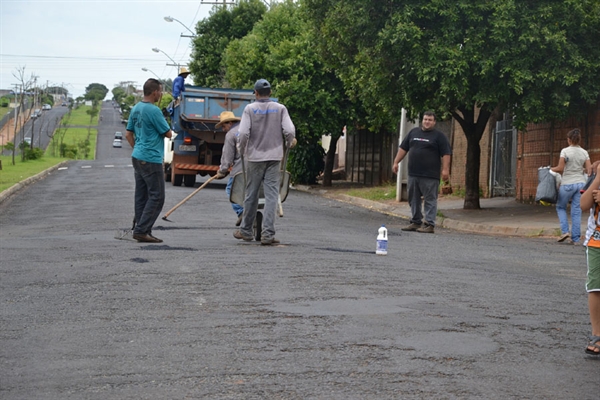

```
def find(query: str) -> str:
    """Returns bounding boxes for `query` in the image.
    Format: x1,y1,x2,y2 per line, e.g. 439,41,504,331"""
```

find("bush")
60,143,78,159
24,147,44,160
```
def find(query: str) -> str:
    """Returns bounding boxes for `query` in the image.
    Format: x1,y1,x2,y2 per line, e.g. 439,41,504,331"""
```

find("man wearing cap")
172,67,190,99
215,111,244,226
233,79,296,245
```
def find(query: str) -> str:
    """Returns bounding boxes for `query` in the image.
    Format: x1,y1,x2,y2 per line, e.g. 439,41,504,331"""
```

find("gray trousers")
408,176,439,227
239,160,281,240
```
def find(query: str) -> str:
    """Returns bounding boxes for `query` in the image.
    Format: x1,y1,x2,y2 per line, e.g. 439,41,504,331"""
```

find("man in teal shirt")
126,78,172,243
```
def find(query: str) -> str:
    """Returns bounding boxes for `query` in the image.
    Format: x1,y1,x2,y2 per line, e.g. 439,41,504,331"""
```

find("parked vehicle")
112,139,122,148
32,109,42,118
165,86,255,187
42,104,51,110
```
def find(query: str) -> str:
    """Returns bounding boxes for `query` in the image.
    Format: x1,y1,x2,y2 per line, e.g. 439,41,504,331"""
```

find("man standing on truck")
233,79,296,245
126,78,173,243
172,67,190,99
215,111,244,226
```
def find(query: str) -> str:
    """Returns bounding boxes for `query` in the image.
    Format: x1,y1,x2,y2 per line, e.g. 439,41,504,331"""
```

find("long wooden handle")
162,175,217,218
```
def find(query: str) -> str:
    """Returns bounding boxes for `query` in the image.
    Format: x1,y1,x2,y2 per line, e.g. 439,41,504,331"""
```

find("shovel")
161,175,218,222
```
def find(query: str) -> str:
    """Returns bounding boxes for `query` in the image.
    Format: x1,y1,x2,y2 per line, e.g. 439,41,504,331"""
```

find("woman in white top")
551,128,592,244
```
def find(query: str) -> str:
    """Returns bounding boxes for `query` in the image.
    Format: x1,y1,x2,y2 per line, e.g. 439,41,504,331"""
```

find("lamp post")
141,68,172,92
164,16,197,38
152,47,180,68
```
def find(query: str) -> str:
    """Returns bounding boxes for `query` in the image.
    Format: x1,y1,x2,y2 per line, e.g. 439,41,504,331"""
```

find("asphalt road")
0,103,598,399
20,105,70,150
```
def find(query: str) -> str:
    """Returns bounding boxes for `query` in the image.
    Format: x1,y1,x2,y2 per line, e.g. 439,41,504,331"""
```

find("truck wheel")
253,211,263,241
184,175,196,187
173,174,183,186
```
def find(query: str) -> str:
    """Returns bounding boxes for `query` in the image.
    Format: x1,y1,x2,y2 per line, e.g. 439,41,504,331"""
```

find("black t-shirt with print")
399,127,452,180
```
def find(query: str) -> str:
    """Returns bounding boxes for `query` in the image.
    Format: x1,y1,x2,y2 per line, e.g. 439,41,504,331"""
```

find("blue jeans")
132,157,165,235
226,176,244,216
239,161,281,240
556,182,585,242
407,176,439,227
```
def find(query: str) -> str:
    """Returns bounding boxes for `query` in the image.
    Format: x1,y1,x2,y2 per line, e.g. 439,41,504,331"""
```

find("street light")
164,16,197,38
152,47,180,68
142,68,172,92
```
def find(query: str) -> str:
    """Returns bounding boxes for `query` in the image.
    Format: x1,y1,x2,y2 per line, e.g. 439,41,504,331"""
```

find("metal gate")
491,117,517,197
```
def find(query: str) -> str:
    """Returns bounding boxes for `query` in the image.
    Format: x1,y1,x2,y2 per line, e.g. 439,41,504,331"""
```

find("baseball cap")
254,79,271,91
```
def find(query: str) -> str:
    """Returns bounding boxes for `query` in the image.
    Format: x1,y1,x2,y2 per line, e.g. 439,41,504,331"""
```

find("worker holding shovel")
215,111,244,226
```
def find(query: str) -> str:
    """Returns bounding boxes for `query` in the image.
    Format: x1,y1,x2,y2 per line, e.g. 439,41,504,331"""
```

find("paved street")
0,103,598,399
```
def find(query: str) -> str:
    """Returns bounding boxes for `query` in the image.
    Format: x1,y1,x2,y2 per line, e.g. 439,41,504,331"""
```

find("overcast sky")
1,0,217,99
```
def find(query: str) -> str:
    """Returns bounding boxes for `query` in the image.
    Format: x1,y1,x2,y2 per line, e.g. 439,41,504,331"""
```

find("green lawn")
67,105,99,125
0,156,67,192
46,127,97,159
0,107,11,119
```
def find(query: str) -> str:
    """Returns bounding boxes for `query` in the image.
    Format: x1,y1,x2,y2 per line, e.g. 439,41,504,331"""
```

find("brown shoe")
148,233,163,243
233,230,253,241
133,233,162,243
416,224,434,234
401,223,421,232
261,238,280,246
557,233,570,242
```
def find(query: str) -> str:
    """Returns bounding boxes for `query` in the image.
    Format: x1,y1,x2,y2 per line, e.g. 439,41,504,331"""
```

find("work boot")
416,224,435,234
233,230,253,241
133,233,162,243
401,223,421,232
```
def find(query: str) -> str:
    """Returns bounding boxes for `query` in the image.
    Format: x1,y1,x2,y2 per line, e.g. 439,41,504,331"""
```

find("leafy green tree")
189,0,267,87
305,0,600,208
224,0,354,184
84,83,109,105
112,87,127,104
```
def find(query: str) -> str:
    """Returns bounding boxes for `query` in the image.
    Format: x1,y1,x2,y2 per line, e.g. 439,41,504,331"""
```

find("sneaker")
261,238,280,246
235,214,243,227
401,223,422,232
133,233,162,243
233,230,253,241
557,233,570,242
569,239,582,246
416,224,435,234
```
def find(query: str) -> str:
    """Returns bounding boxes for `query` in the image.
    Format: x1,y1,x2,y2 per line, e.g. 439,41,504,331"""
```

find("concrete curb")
294,186,558,238
0,160,70,205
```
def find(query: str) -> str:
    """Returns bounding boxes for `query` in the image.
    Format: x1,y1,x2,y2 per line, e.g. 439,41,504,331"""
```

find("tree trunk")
322,135,340,187
451,106,492,210
464,135,481,209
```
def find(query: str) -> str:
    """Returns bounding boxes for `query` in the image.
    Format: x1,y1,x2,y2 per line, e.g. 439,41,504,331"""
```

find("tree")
305,0,600,208
189,0,267,87
224,0,354,184
112,86,127,104
11,66,36,164
84,83,109,105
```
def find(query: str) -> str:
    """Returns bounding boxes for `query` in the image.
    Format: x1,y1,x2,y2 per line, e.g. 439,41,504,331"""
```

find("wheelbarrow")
229,147,291,241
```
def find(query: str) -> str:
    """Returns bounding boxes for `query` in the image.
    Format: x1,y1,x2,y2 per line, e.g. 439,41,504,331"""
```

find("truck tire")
184,175,196,187
253,211,263,241
173,174,183,186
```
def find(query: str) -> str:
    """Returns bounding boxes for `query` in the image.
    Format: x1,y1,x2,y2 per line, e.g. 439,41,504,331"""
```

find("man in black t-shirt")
392,111,452,234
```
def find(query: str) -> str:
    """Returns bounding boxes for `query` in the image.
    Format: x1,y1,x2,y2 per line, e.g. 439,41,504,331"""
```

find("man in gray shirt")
233,79,296,245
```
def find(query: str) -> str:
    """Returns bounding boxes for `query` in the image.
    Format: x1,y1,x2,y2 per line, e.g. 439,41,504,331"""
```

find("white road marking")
81,166,92,169
58,167,68,170
105,165,115,168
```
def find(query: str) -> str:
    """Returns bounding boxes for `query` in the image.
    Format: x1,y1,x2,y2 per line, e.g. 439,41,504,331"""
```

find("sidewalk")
296,184,585,239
